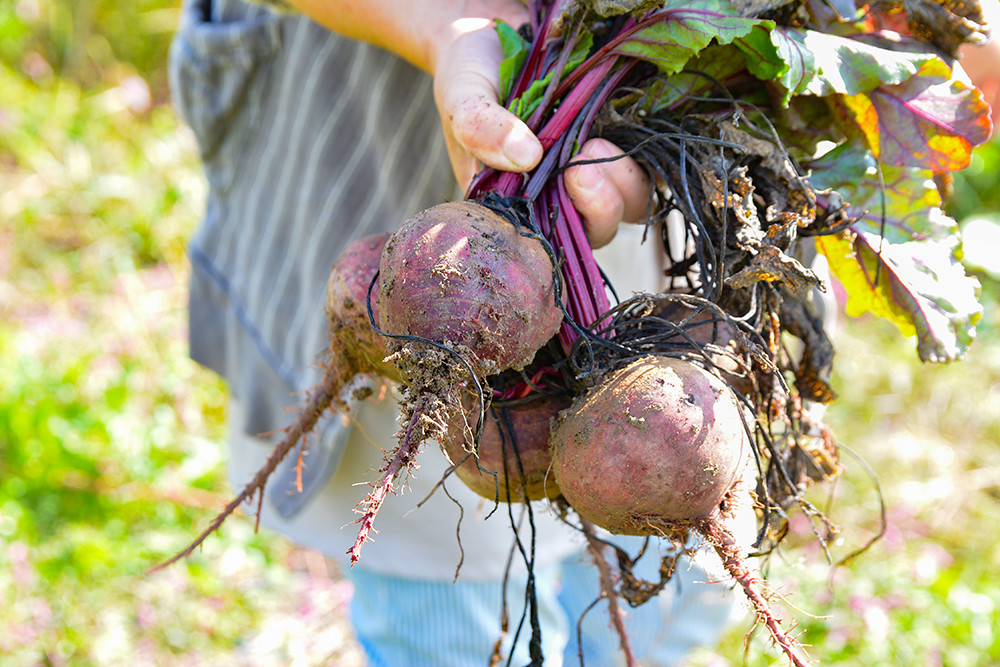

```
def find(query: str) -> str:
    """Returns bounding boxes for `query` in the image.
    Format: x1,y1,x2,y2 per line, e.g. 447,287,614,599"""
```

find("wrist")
420,1,529,75
283,1,527,74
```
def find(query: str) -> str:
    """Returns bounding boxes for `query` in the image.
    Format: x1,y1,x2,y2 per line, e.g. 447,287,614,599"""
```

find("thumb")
433,28,542,189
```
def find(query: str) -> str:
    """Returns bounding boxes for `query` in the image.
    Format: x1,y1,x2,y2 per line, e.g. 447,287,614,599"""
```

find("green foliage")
510,30,593,119
947,136,1000,223
496,19,528,103
611,1,770,77
0,0,179,98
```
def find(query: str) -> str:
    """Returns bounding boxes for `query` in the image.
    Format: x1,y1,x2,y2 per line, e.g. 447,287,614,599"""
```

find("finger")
437,72,542,181
433,30,542,189
564,138,652,248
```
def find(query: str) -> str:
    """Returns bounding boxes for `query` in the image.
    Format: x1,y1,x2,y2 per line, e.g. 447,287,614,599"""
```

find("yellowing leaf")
816,232,916,336
840,93,880,158
926,133,974,167
833,62,992,171
817,230,982,362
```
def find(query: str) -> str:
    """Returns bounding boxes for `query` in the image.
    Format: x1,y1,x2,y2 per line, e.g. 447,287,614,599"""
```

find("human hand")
564,138,652,248
284,0,650,246
430,6,650,248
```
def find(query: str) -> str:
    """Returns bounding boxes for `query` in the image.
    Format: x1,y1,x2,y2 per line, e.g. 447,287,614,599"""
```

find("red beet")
551,355,811,667
349,200,565,563
442,394,569,502
651,300,754,395
551,355,749,534
325,232,400,389
377,200,563,378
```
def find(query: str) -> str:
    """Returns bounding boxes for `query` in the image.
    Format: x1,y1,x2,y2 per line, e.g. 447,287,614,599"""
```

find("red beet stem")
537,58,616,144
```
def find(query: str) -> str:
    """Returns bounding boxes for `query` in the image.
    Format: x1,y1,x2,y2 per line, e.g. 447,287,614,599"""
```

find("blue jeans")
346,535,741,667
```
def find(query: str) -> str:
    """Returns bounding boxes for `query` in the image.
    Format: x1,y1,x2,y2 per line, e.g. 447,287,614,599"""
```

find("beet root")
349,201,564,563
155,233,396,573
696,486,812,667
377,200,563,379
550,355,750,535
442,393,569,502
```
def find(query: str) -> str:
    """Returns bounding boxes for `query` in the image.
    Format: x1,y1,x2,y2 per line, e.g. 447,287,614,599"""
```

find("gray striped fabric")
170,0,457,512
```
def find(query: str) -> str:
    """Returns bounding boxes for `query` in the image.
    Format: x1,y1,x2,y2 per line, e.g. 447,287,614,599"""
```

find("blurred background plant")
1,1,361,664
1,0,998,665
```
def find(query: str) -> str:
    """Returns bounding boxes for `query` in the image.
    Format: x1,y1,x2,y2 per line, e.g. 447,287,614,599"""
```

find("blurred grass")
1,1,999,665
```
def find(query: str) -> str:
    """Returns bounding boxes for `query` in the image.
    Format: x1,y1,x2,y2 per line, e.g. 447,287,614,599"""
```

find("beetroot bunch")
162,1,992,665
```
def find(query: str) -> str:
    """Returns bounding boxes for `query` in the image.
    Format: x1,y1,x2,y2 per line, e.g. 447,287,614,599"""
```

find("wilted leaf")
903,0,991,55
727,244,824,291
780,295,837,404
816,230,982,362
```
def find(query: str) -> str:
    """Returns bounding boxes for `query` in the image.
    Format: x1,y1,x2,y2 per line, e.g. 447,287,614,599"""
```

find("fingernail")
502,125,542,169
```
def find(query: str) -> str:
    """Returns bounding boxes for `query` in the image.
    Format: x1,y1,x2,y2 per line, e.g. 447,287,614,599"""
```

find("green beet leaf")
790,30,940,97
638,42,765,114
810,142,982,361
807,144,957,243
496,20,529,104
734,24,784,81
610,0,772,77
509,31,594,119
768,27,817,102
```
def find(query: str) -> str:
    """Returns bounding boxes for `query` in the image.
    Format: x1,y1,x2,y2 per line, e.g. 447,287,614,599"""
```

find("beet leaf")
608,0,771,76
834,61,993,171
809,142,983,361
816,230,982,362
